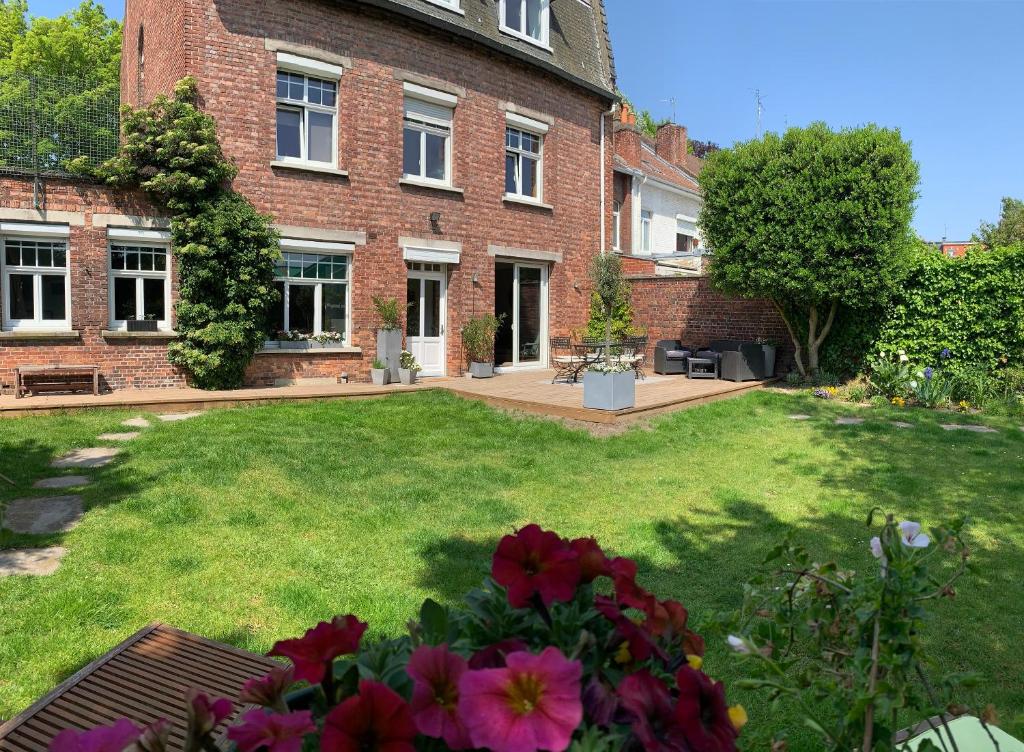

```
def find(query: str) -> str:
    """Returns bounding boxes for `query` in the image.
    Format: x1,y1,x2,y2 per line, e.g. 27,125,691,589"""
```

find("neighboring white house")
612,115,706,276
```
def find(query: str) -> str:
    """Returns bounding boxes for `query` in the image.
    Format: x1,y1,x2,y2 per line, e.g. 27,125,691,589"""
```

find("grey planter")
583,369,636,411
398,368,417,385
278,340,306,350
377,329,403,382
371,368,390,386
127,319,159,333
469,362,494,379
761,345,777,377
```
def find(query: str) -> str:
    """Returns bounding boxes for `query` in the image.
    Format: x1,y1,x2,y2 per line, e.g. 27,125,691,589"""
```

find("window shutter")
404,96,452,126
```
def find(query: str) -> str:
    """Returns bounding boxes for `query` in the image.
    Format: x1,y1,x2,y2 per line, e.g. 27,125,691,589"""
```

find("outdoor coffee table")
687,356,719,379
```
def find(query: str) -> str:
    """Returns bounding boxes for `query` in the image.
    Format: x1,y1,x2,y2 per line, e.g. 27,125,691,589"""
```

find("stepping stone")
835,417,865,425
158,412,203,422
51,447,120,469
97,432,140,441
788,414,811,421
941,424,998,434
2,496,83,534
891,421,914,429
122,417,150,428
33,475,90,490
0,547,66,576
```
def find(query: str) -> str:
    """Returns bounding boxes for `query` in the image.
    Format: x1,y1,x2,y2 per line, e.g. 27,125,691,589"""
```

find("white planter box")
583,369,636,411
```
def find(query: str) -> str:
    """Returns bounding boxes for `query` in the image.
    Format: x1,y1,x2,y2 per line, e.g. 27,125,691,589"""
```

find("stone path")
835,417,865,425
98,432,140,441
51,447,120,469
0,547,66,576
122,417,151,428
158,412,203,422
33,475,90,490
892,421,914,429
941,424,999,434
789,414,811,420
3,496,83,534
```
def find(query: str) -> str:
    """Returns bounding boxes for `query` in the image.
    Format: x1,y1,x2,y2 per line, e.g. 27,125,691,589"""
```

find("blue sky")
25,0,1024,239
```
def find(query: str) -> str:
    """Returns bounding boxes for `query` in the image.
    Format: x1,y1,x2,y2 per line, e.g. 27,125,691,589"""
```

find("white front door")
406,267,446,377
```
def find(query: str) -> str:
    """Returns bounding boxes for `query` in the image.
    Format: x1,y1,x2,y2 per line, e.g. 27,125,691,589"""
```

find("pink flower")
186,688,233,739
899,521,930,549
268,615,367,685
227,709,315,752
321,680,417,752
49,719,142,752
406,645,472,749
492,525,582,608
458,646,583,752
240,667,295,712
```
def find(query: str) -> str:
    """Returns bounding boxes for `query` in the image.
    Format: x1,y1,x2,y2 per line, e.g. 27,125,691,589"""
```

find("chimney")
619,101,637,127
655,123,688,170
614,124,642,169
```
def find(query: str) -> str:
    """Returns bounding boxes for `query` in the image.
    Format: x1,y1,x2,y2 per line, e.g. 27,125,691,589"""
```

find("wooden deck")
0,624,278,752
444,369,776,424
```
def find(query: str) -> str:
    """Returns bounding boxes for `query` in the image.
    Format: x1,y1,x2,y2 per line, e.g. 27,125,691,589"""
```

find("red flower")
595,596,665,664
673,667,739,752
618,671,685,751
186,688,233,740
569,537,610,583
458,647,583,752
268,615,367,684
407,644,472,749
468,639,529,670
321,680,416,752
492,524,581,608
49,719,141,752
227,709,315,752
240,667,295,713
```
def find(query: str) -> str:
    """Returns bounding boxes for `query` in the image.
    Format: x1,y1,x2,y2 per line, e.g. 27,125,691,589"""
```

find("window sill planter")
259,343,361,354
469,361,495,379
398,368,418,386
398,178,465,196
371,367,391,386
0,330,80,340
503,194,553,211
583,369,636,411
127,319,159,333
101,329,179,339
270,160,349,178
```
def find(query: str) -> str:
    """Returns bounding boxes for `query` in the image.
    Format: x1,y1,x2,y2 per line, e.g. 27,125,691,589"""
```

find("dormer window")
500,0,550,49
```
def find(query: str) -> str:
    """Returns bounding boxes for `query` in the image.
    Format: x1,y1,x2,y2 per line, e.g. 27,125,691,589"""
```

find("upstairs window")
505,127,542,199
275,55,342,167
403,85,455,186
2,233,70,331
500,0,550,47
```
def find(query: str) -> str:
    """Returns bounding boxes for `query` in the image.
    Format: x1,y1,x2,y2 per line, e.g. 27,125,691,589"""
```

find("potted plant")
370,358,390,386
311,331,343,349
756,337,778,377
373,296,404,382
398,350,422,385
461,313,502,378
277,330,310,350
583,253,635,410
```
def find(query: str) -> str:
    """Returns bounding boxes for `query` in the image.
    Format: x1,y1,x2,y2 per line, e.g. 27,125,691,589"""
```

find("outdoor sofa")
697,340,768,382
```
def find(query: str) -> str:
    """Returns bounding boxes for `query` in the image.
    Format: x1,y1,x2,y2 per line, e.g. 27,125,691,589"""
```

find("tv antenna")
660,97,678,124
753,89,765,138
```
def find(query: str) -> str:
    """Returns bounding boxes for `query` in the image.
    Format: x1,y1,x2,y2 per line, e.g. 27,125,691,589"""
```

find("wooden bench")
0,624,279,752
14,365,100,399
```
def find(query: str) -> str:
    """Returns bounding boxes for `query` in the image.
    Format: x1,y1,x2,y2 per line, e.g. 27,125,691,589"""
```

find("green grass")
1,391,1022,745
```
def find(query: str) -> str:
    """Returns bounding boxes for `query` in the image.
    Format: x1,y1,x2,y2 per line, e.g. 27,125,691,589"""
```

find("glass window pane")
114,276,136,321
524,132,540,154
522,155,538,198
302,254,319,279
425,131,447,181
506,0,522,31
276,72,289,99
153,249,166,271
307,110,333,163
36,244,52,267
126,251,139,270
4,242,19,266
506,128,520,149
52,244,67,267
9,274,33,319
289,75,304,101
321,283,346,336
143,278,165,320
269,281,285,334
332,257,348,280
505,154,518,194
18,243,35,267
287,284,315,334
406,278,420,338
140,252,154,271
110,249,125,269
403,126,421,177
424,279,441,337
276,107,302,159
307,79,323,106
526,0,543,39
321,80,336,108
518,267,542,363
41,274,65,320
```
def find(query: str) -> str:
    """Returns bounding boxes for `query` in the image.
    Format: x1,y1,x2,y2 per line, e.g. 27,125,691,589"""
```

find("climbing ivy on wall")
81,77,280,390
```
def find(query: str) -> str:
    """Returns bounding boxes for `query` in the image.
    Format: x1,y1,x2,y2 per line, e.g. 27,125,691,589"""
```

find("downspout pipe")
599,102,619,256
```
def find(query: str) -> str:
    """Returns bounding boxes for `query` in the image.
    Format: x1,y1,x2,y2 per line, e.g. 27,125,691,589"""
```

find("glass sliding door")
517,266,542,364
493,261,548,369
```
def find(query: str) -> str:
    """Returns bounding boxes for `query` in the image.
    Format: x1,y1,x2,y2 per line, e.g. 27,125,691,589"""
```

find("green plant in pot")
462,314,503,378
370,358,390,386
373,296,404,382
398,350,422,385
584,253,636,410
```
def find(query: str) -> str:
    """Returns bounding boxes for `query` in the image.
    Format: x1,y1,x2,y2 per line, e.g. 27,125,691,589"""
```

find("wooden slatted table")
0,624,279,752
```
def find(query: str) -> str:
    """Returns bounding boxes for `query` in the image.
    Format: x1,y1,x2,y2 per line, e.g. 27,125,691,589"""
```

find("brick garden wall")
628,275,792,374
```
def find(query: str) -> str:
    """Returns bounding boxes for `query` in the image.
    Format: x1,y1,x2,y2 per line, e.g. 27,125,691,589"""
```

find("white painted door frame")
496,261,549,373
407,267,447,377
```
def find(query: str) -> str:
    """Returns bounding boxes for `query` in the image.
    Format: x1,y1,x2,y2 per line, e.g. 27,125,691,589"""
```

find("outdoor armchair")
701,339,768,382
654,339,692,375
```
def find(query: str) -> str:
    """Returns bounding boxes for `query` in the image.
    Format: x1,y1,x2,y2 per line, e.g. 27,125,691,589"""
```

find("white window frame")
275,54,342,169
612,201,622,251
107,229,172,331
0,223,72,332
403,83,456,188
499,0,551,49
504,112,548,203
270,239,353,344
421,0,463,12
641,210,653,253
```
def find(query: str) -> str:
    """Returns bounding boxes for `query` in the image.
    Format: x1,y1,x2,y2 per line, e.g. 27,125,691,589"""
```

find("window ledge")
420,0,466,14
498,25,553,52
399,178,465,195
258,344,362,355
0,330,80,340
503,194,553,211
102,329,179,339
271,161,349,178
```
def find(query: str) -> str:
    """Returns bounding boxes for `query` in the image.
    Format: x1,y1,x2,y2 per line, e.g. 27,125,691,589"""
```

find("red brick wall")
627,275,792,372
150,0,612,377
619,254,655,275
120,0,194,107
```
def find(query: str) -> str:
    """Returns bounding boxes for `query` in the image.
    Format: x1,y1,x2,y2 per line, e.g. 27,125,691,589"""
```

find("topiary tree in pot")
584,253,635,410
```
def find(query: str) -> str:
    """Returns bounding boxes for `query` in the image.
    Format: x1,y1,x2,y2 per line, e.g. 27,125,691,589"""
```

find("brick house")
0,0,617,390
612,104,707,277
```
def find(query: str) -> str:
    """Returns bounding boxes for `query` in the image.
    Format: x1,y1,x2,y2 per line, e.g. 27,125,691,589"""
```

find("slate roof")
346,0,616,98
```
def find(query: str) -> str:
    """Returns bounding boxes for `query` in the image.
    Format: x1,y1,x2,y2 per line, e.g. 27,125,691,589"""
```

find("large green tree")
978,197,1024,248
700,123,919,375
0,0,121,175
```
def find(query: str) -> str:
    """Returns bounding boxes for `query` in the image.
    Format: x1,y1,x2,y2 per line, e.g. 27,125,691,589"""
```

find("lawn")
1,390,1022,746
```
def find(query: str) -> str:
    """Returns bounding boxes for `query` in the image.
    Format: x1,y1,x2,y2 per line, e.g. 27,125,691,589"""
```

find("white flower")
899,521,930,548
869,536,884,559
909,380,918,389
900,354,909,363
727,635,752,654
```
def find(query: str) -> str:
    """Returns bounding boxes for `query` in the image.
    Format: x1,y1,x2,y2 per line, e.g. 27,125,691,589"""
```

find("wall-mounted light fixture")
572,281,581,291
430,211,442,233
472,273,480,285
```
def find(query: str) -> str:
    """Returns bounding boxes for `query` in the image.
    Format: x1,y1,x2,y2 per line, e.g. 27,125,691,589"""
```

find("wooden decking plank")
97,662,204,701
74,676,190,723
119,643,252,688
152,626,278,671
114,653,243,698
139,633,272,680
